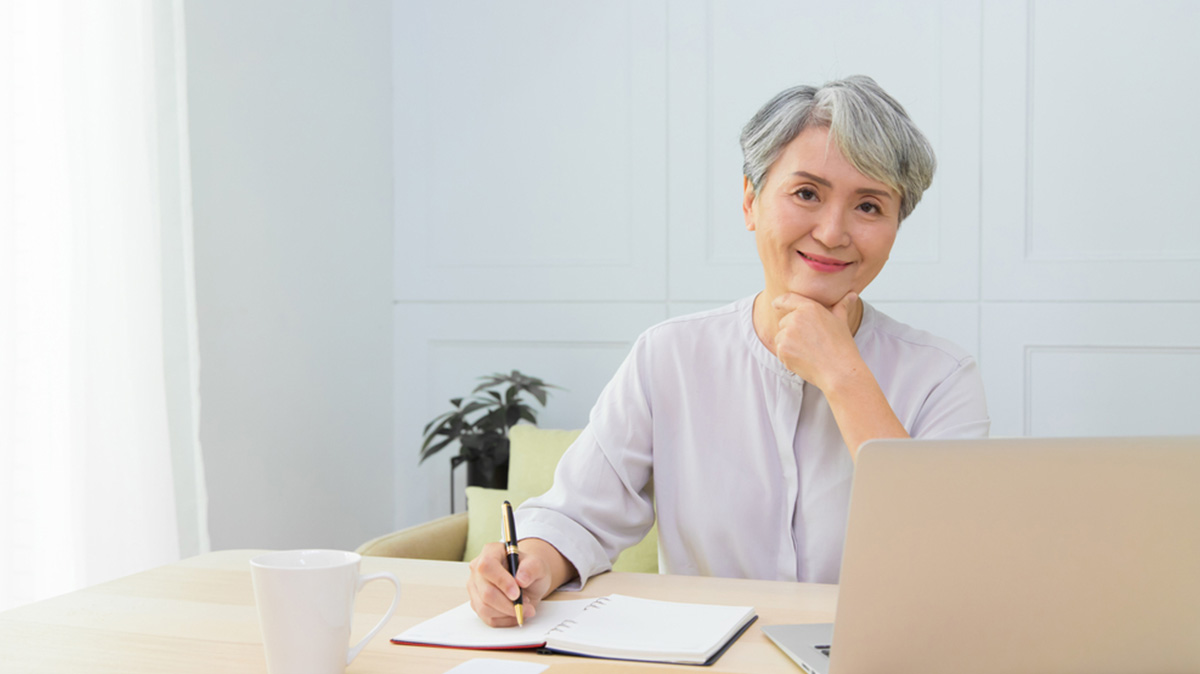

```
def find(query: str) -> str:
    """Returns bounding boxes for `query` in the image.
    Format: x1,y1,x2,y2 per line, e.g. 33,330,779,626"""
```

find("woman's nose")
811,206,851,248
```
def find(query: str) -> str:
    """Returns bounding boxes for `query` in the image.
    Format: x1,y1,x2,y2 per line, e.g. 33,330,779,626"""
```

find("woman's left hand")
771,290,864,392
771,290,910,459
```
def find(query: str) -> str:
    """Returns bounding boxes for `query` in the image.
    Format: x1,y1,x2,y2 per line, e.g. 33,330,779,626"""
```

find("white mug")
251,550,400,674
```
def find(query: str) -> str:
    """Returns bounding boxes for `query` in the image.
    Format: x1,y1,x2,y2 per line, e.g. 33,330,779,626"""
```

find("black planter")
448,437,513,511
466,456,509,490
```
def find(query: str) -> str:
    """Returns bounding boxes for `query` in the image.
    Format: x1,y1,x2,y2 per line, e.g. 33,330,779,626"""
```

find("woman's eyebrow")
856,187,894,199
792,171,894,200
791,171,831,187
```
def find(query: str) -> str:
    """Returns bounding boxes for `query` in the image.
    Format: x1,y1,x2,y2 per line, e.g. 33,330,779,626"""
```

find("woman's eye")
795,188,817,201
858,202,880,214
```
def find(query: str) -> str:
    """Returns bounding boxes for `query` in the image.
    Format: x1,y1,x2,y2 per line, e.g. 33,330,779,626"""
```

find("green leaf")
419,436,456,462
505,405,523,427
472,374,503,393
460,400,490,415
422,409,459,435
420,370,560,465
480,407,506,429
422,424,454,446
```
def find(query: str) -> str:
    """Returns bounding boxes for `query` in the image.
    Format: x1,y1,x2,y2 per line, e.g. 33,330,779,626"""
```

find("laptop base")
762,623,833,674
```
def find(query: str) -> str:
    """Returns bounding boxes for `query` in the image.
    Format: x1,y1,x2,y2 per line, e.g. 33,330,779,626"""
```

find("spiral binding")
547,619,577,635
546,596,612,634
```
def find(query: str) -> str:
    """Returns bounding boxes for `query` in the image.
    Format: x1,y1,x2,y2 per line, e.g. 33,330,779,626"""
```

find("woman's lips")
798,251,851,273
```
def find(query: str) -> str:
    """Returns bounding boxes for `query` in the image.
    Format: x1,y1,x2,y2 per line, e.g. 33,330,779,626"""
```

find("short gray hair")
739,75,935,223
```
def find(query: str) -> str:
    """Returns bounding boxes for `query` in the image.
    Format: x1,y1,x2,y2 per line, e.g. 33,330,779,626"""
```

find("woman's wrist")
821,363,909,459
519,536,578,590
816,353,871,397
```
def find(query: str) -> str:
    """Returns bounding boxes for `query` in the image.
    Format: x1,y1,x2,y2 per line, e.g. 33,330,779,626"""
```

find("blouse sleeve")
909,355,991,439
514,333,658,589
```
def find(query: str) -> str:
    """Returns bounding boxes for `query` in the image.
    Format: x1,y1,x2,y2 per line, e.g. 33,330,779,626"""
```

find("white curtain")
0,0,208,612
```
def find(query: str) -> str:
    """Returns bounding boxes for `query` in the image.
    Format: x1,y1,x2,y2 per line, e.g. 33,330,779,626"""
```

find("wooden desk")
0,550,837,673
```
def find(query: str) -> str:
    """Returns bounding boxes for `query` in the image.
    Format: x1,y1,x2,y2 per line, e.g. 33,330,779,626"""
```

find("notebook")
763,435,1200,674
392,593,757,666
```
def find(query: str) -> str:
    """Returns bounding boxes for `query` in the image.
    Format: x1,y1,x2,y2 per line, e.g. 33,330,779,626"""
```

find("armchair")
358,426,658,573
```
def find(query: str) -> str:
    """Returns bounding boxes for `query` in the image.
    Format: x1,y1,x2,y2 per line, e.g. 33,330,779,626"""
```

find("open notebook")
391,594,757,666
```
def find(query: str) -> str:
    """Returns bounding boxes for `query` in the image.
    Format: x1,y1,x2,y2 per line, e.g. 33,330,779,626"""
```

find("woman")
467,75,989,626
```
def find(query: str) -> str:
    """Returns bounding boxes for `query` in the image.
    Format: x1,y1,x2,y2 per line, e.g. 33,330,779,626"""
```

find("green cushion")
463,486,519,564
462,425,658,573
506,425,581,495
464,485,659,573
612,521,658,573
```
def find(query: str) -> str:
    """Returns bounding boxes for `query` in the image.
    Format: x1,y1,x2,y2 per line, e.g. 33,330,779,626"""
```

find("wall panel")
394,1,668,302
981,0,1200,300
869,302,981,363
981,303,1200,437
188,0,394,552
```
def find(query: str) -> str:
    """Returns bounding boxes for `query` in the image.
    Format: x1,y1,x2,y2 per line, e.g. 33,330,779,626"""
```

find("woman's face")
743,125,901,308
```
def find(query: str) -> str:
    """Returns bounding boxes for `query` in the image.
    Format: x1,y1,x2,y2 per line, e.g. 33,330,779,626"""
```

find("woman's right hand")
466,537,575,627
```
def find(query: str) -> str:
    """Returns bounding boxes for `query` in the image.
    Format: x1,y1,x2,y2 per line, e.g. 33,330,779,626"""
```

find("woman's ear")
742,176,757,231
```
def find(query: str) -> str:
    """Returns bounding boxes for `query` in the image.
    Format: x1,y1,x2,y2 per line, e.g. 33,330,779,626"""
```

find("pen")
501,500,524,626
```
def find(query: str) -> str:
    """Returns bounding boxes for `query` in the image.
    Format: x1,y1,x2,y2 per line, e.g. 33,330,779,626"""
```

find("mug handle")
346,571,401,665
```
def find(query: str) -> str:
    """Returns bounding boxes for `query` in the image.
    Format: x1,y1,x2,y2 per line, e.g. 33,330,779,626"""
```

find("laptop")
763,435,1200,674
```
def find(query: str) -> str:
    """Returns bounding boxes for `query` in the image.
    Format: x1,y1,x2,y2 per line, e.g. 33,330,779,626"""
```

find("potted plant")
420,371,558,498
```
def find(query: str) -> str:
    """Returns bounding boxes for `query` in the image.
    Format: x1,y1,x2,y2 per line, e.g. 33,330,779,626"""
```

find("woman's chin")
781,286,845,309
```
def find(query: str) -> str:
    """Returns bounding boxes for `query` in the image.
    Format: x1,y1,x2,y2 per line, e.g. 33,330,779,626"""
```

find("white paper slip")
442,658,549,674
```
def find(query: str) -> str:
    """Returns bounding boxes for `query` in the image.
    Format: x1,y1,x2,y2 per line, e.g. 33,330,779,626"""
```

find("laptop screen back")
828,436,1200,674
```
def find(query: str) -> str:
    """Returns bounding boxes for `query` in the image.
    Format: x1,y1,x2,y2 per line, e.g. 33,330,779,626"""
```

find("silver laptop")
764,436,1200,674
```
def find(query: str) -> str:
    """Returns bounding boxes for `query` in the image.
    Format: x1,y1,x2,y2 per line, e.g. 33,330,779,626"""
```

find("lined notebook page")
544,594,757,664
392,598,593,649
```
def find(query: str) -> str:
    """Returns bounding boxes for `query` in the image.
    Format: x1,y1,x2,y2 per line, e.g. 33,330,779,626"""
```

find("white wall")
175,0,1200,540
394,0,1200,528
185,0,395,550
978,0,1200,435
